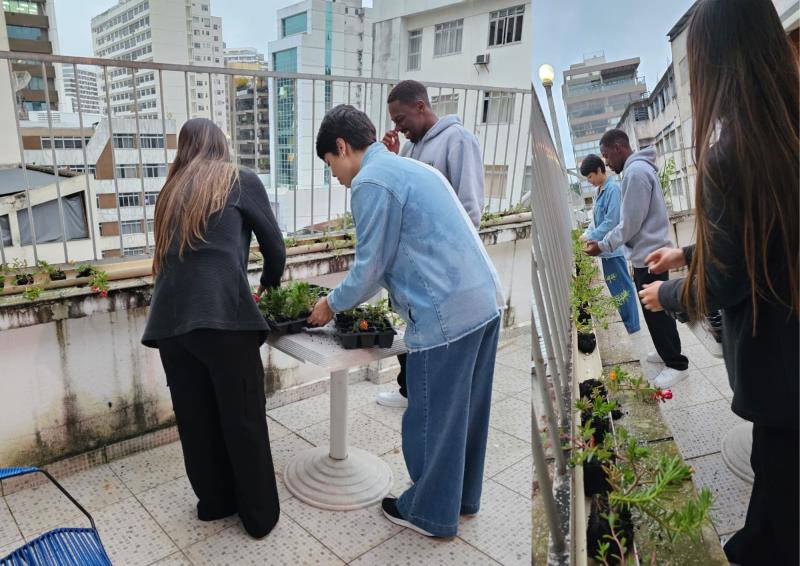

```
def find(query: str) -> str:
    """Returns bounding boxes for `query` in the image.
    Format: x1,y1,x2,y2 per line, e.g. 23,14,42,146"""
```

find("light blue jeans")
601,256,640,334
396,315,500,537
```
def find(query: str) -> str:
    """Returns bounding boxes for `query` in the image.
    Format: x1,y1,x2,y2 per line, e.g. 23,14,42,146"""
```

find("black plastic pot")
376,329,396,348
49,271,67,281
339,331,359,349
586,495,634,564
360,332,376,348
583,457,613,496
579,379,607,400
577,332,597,354
578,306,592,325
77,268,93,278
15,274,33,286
267,313,310,335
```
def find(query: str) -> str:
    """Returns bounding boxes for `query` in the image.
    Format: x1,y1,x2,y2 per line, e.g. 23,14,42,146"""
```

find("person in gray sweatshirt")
585,129,689,388
376,79,485,409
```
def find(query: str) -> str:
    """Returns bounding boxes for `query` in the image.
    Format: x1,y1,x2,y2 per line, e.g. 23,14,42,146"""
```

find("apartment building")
60,66,102,115
225,48,270,174
21,116,177,257
91,0,227,134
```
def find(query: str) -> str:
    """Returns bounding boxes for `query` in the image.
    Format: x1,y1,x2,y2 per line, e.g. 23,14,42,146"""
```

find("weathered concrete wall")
0,221,532,466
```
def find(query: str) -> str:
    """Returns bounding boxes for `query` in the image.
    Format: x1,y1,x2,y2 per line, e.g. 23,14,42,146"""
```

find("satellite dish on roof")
13,71,31,92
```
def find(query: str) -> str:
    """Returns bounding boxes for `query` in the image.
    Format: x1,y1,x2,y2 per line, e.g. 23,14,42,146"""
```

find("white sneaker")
653,367,689,389
646,352,664,364
376,391,408,408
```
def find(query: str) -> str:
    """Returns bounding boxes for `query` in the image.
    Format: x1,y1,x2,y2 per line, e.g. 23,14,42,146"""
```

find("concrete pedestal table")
268,325,406,510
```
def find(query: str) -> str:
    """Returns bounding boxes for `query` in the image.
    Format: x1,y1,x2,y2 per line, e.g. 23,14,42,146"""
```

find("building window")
113,134,135,148
273,48,298,188
142,164,167,178
431,93,459,116
144,191,159,205
407,29,422,71
115,165,138,179
118,192,140,207
41,136,88,150
146,219,155,232
282,12,307,37
0,214,11,247
482,91,515,123
484,165,508,199
7,24,44,41
434,19,463,57
139,134,164,149
2,1,41,15
488,5,524,47
123,246,147,256
27,76,46,91
121,220,143,235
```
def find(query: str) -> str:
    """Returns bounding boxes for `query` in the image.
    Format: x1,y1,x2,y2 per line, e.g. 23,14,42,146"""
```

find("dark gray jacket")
658,144,798,428
142,168,285,347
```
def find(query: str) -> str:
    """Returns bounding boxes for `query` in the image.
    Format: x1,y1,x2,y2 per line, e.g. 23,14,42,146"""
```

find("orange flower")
609,370,617,381
358,319,369,331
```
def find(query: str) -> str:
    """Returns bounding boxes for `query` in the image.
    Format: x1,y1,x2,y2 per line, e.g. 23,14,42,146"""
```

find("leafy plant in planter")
76,263,94,278
605,366,673,404
335,299,398,349
571,383,713,565
257,281,324,334
11,257,34,286
22,285,43,300
37,260,66,281
89,268,109,297
570,230,628,354
0,263,7,289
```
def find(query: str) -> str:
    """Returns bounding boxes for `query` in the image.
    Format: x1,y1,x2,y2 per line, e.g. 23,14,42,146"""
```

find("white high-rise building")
91,0,227,133
61,66,102,115
224,47,266,67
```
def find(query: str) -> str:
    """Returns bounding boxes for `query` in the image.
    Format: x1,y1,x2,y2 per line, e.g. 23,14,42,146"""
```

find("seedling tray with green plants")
334,300,397,350
257,282,329,335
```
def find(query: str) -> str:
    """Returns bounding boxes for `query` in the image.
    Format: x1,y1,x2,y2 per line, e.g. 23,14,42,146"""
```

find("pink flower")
101,290,108,298
252,293,260,302
662,389,673,400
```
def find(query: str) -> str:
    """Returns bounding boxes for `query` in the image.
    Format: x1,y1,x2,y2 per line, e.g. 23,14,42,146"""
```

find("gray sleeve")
598,169,651,253
399,142,412,157
447,133,484,228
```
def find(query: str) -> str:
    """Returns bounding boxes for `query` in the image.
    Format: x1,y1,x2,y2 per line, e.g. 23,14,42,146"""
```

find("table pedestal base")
721,422,754,484
284,446,394,510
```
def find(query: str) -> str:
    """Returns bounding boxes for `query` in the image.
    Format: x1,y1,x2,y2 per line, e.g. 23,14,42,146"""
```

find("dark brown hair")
685,0,799,330
153,118,239,276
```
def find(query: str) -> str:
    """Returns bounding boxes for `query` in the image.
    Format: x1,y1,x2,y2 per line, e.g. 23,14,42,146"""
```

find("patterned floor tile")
492,455,532,500
483,427,531,479
491,364,531,397
148,551,195,565
269,433,315,502
458,480,532,566
138,475,238,549
94,496,178,566
380,447,413,498
0,499,22,548
659,369,724,412
661,400,745,459
297,413,402,457
109,442,186,495
688,452,751,536
684,343,726,370
700,365,733,400
266,393,332,432
495,348,532,373
184,514,344,565
489,396,531,442
266,417,294,441
349,529,499,565
358,401,405,434
282,498,402,562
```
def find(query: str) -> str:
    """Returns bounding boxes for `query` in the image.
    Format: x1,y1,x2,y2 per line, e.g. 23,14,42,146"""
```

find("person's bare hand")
645,247,686,274
639,281,664,312
584,241,601,256
307,296,334,327
381,130,400,154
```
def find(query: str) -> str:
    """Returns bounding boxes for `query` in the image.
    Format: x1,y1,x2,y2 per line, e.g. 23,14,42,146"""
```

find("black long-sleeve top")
658,144,798,429
142,168,285,347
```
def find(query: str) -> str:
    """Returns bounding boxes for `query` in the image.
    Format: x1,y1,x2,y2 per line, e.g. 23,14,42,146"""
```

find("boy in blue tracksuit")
579,154,640,334
308,105,504,537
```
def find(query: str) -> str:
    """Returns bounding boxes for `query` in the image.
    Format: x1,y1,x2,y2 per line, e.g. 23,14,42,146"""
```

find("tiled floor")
0,334,532,566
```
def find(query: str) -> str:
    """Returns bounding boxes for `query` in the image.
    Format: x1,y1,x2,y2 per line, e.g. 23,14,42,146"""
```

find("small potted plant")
334,299,398,349
257,281,324,335
11,258,33,286
76,263,94,278
38,260,66,281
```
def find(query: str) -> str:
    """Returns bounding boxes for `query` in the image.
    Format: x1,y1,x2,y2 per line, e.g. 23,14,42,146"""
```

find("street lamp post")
538,64,566,169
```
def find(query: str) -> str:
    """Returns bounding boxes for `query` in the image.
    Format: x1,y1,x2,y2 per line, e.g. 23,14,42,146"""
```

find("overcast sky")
532,0,695,171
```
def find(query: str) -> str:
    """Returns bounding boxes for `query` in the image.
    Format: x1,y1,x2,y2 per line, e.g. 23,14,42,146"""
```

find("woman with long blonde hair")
142,118,285,538
639,1,798,563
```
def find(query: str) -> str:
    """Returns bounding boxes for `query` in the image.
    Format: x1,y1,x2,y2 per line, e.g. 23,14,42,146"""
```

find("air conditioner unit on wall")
475,54,490,65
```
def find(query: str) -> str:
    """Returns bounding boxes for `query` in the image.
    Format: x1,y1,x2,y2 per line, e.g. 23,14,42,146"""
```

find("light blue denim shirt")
583,177,625,259
327,142,504,352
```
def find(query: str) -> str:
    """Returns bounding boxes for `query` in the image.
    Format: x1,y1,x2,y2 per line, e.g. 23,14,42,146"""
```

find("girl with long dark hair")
639,1,798,563
142,118,286,538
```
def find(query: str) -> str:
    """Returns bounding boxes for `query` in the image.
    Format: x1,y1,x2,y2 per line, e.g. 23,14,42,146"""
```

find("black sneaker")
381,497,435,537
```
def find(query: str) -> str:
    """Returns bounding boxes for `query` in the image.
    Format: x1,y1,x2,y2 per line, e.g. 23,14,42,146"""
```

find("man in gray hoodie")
376,79,485,408
585,129,689,388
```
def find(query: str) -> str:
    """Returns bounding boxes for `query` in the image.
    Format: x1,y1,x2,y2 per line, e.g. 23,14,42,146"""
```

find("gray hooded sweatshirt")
399,115,484,227
598,146,672,267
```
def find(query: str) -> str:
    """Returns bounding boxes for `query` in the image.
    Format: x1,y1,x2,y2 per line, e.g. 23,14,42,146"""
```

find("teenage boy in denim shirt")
308,105,504,537
578,154,640,334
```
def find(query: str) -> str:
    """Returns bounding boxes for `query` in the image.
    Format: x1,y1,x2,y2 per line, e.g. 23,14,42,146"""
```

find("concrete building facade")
60,66,102,115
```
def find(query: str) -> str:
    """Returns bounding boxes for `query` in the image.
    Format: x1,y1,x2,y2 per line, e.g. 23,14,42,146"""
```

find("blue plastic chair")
0,467,112,565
